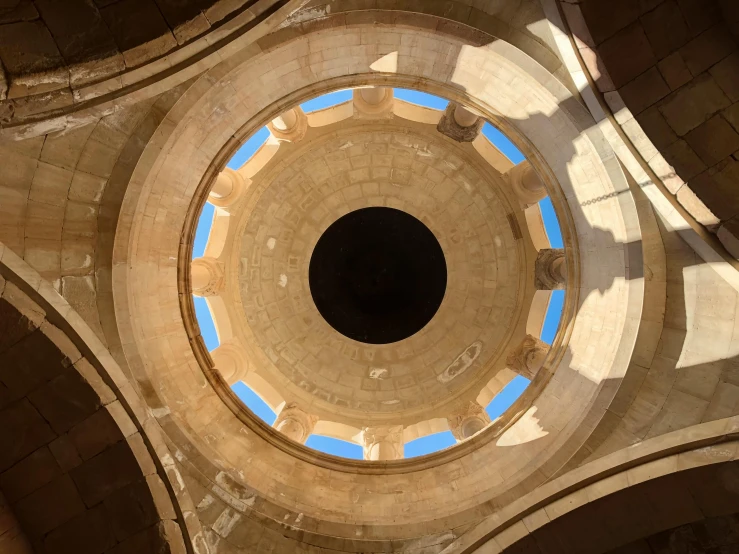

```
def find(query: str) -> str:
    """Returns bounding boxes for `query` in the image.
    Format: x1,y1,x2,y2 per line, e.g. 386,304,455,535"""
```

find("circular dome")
231,123,527,421
308,206,447,344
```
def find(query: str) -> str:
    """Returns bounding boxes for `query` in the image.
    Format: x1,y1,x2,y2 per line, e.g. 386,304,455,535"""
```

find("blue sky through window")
394,88,449,110
191,88,567,459
232,382,277,424
405,431,456,458
305,435,363,459
300,89,353,112
227,126,270,170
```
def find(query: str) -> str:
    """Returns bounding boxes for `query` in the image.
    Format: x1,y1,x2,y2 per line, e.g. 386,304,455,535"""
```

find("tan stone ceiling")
213,110,536,426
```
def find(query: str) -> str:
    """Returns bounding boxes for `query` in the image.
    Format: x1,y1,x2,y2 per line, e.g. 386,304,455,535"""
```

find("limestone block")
659,74,730,136
98,0,178,68
675,186,720,230
360,425,403,460
13,474,86,536
0,446,61,503
0,20,67,97
505,334,550,381
103,476,176,541
447,401,491,441
273,402,317,444
661,139,706,181
684,114,739,167
710,51,739,102
69,439,145,507
28,369,105,434
680,23,735,76
534,248,566,290
67,403,132,461
597,24,655,88
657,52,693,92
718,218,739,260
108,520,186,554
436,102,483,142
42,503,115,554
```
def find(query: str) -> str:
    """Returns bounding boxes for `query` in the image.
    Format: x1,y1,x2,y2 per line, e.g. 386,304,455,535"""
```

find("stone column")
268,107,307,142
191,257,224,297
360,425,404,461
506,334,550,380
437,102,483,142
447,401,491,442
506,161,547,205
353,86,394,117
211,340,249,385
208,167,248,210
273,402,317,444
535,249,567,290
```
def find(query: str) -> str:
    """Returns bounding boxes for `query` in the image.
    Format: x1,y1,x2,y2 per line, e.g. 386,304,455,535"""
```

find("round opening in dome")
309,207,447,344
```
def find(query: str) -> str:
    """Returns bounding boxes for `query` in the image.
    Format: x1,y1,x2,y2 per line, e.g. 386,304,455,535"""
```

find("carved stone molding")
353,87,394,118
273,403,318,444
361,425,404,460
208,167,249,210
535,248,567,290
437,103,483,142
506,160,547,205
191,257,225,297
447,401,491,442
267,107,308,142
505,334,550,380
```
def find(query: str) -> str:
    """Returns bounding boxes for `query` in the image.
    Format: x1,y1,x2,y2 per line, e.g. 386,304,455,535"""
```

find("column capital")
353,87,394,118
273,402,317,444
506,334,550,380
211,340,249,385
535,248,567,290
506,161,546,205
267,107,308,143
208,167,248,210
191,257,225,297
437,102,483,142
361,425,404,461
447,401,491,442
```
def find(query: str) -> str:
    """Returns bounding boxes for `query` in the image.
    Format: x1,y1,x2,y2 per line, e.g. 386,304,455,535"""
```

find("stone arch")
109,15,644,549
0,245,196,554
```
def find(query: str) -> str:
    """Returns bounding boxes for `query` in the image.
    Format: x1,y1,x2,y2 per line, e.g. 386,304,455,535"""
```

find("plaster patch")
267,237,276,249
438,341,482,383
368,367,388,379
278,273,287,287
213,508,241,538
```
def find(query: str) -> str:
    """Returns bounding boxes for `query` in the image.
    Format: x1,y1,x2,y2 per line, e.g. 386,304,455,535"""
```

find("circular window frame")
178,76,579,473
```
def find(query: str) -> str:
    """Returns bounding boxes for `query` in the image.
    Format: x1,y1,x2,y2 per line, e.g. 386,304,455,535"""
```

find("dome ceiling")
207,106,539,427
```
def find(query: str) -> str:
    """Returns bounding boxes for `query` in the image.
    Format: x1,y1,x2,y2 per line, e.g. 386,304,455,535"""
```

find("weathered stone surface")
436,102,483,142
0,399,55,472
42,502,115,554
657,52,693,91
99,0,178,68
0,446,61,502
534,249,567,290
13,474,85,536
28,369,105,434
661,139,707,181
0,20,66,95
70,439,145,507
659,74,731,136
109,520,186,554
598,23,656,88
684,114,739,166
